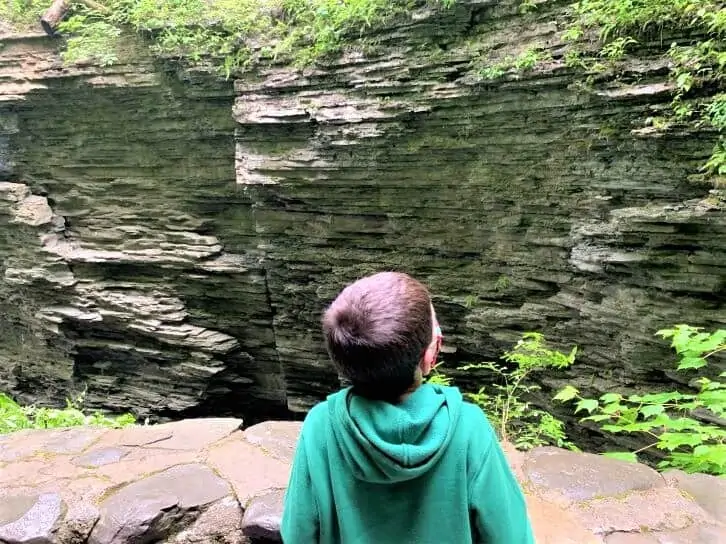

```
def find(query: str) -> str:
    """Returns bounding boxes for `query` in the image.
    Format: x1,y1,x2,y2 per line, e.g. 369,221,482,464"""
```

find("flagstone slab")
89,463,231,544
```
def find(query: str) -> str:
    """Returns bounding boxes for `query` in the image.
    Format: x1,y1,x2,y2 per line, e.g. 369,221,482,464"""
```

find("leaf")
640,404,666,419
658,432,704,451
602,424,625,433
677,356,708,370
601,402,623,415
602,451,638,463
600,393,622,404
575,398,599,415
660,417,703,431
694,444,726,468
631,391,686,404
693,330,726,352
619,421,661,433
554,385,579,402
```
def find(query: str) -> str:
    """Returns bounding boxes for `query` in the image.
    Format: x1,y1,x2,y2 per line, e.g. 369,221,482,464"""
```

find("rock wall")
0,34,288,421
1,419,724,543
1,0,725,432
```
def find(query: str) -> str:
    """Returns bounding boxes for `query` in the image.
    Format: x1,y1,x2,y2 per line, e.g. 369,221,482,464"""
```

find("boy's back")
281,272,534,543
281,382,534,543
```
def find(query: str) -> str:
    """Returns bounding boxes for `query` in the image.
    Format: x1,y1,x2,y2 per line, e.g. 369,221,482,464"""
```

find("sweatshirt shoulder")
458,401,497,443
305,400,330,425
299,399,331,439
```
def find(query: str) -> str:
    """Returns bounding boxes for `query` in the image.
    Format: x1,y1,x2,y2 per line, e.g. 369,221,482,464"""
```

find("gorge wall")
1,0,725,435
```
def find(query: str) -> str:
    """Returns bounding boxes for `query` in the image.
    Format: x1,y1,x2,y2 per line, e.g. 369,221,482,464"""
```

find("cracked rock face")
0,36,286,423
89,463,232,544
1,0,725,437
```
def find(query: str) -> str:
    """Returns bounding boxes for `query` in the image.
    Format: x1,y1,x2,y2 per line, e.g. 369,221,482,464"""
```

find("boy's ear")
420,344,436,376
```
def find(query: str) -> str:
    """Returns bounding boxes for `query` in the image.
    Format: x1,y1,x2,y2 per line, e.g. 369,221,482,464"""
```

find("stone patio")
0,418,724,543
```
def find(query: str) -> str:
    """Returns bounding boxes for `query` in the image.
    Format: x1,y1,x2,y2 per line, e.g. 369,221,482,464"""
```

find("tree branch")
40,0,111,37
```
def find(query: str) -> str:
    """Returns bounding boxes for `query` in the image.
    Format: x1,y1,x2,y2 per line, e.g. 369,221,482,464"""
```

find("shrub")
428,332,579,451
555,325,726,476
0,389,136,434
1,0,458,76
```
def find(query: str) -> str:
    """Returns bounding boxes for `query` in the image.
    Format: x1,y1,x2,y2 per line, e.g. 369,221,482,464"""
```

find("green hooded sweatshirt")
280,383,535,543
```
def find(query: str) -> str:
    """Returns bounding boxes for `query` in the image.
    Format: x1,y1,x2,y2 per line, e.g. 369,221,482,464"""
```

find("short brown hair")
322,271,433,401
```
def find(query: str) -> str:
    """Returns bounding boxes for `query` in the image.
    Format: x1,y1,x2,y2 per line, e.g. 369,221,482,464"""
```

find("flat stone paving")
0,419,723,543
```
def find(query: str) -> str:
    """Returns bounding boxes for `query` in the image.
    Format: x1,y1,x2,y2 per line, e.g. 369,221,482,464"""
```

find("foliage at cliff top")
564,0,726,179
2,0,724,178
0,390,136,434
0,0,456,76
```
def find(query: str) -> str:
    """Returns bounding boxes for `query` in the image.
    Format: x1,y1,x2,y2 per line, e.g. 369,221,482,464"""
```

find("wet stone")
89,463,231,544
0,492,64,544
241,488,285,542
605,524,726,544
207,437,291,504
110,425,174,447
572,486,710,536
523,447,664,502
524,493,601,544
72,446,128,468
605,533,658,544
243,421,302,463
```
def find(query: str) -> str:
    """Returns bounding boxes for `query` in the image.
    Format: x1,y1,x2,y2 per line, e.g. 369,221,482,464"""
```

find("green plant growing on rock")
3,0,458,76
494,275,512,292
518,0,539,15
428,333,579,451
564,0,726,179
478,47,546,80
0,0,51,27
0,389,136,434
555,325,726,476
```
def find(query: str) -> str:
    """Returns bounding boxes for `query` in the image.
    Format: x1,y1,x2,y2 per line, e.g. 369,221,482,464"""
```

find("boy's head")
322,271,442,402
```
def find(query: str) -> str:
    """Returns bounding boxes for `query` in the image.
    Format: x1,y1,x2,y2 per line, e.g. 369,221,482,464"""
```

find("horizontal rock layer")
1,0,725,439
0,34,287,421
1,419,724,543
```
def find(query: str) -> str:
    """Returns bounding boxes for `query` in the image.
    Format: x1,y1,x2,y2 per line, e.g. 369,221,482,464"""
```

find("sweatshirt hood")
328,383,463,484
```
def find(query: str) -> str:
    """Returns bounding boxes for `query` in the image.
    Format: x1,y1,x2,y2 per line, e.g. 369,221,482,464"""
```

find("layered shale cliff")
1,0,725,434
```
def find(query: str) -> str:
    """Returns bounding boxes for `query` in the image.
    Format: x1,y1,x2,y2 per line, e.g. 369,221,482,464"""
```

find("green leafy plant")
519,0,539,15
564,0,726,180
494,275,512,292
600,36,638,60
0,0,53,28
704,139,726,176
478,48,547,80
429,333,578,451
3,0,458,76
0,389,136,434
555,325,726,475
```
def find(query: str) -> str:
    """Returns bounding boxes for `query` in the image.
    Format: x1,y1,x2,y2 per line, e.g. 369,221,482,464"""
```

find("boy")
281,272,535,543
